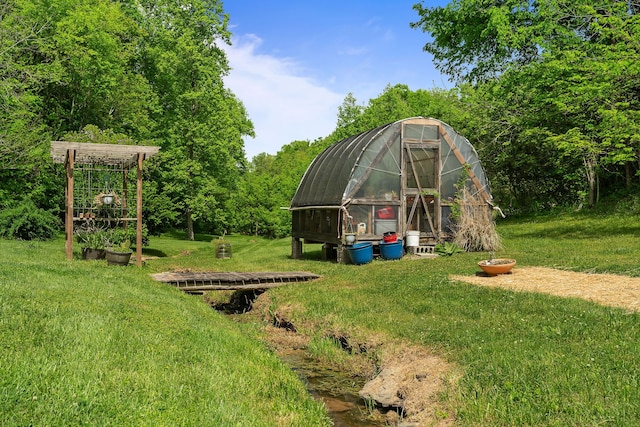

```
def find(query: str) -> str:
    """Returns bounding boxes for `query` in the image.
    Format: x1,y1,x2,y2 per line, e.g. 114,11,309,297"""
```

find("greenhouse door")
405,145,439,239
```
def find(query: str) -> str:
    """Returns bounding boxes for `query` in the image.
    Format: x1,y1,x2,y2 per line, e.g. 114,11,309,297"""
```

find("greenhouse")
290,117,493,262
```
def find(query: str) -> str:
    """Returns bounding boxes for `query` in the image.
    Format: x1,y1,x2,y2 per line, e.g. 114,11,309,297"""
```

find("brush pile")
452,187,502,252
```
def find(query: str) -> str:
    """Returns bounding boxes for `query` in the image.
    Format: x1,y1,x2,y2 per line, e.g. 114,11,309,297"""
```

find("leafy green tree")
413,0,640,208
131,0,253,239
412,0,544,84
1,0,156,230
333,93,365,141
2,0,252,239
0,0,64,226
233,141,314,238
0,0,49,169
459,81,584,211
33,0,156,139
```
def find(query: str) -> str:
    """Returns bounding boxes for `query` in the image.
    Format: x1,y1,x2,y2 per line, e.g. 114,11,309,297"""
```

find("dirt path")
451,266,640,312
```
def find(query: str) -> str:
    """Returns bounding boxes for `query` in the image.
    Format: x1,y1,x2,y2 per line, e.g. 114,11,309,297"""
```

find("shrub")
0,199,61,240
435,241,463,256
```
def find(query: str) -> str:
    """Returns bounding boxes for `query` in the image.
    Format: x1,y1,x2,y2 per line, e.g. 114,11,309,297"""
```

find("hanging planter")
101,193,115,205
94,179,121,207
93,191,121,207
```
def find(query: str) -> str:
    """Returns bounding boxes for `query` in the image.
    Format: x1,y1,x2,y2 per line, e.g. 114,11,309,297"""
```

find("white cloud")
222,35,344,160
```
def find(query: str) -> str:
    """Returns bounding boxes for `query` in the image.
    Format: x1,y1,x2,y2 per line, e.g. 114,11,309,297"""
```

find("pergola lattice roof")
51,141,160,168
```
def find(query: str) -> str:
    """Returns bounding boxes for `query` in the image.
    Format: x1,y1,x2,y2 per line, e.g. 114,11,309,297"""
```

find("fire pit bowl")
478,259,516,276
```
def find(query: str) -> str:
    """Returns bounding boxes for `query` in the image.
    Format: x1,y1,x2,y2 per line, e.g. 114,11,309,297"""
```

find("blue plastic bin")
347,242,373,265
379,239,403,260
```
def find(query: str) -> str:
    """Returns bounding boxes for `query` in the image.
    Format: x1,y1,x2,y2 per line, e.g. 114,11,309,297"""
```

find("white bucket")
405,230,420,247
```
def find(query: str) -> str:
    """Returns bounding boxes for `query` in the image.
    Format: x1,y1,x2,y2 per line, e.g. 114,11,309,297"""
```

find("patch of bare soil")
451,266,640,312
359,345,460,426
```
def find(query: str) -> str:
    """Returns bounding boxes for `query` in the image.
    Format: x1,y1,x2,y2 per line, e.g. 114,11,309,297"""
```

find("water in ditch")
210,291,386,426
277,349,386,427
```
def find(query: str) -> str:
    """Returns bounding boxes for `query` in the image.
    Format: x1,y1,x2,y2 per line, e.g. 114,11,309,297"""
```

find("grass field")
0,237,330,426
2,209,640,425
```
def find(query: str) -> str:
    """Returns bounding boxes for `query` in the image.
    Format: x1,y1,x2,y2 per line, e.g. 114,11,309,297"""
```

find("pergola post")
65,149,75,260
136,153,143,267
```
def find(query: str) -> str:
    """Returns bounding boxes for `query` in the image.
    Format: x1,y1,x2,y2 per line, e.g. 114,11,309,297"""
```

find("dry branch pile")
452,187,502,252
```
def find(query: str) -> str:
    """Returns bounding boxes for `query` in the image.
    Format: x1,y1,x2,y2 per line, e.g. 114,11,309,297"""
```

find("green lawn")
2,210,640,425
262,211,640,426
0,237,330,426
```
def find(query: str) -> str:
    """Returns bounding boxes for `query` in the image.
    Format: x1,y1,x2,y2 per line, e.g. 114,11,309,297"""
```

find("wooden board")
151,271,321,294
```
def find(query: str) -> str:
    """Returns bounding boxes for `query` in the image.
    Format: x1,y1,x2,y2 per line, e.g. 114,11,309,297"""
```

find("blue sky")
221,1,451,159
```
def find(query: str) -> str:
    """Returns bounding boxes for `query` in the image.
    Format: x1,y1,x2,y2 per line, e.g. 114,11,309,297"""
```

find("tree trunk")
186,206,194,241
584,155,597,207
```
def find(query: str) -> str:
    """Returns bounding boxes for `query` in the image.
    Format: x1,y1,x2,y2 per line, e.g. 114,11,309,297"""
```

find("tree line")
1,0,252,240
2,0,638,241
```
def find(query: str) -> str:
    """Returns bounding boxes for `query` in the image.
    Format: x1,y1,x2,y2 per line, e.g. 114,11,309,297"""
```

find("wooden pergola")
51,141,160,266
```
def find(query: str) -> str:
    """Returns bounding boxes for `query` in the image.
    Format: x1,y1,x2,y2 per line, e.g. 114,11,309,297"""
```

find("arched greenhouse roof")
290,117,491,208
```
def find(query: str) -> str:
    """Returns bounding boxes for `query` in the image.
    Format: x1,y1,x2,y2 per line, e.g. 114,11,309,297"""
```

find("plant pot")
478,259,516,276
344,233,357,244
82,247,106,260
106,249,132,266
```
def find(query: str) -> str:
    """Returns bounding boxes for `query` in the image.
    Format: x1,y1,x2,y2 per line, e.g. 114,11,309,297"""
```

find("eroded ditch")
205,289,457,427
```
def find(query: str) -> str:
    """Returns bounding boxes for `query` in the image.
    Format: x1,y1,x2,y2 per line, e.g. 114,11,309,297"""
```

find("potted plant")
105,228,133,266
75,225,108,260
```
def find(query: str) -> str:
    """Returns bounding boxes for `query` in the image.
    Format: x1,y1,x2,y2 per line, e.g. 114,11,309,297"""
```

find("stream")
211,290,387,426
277,350,386,427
